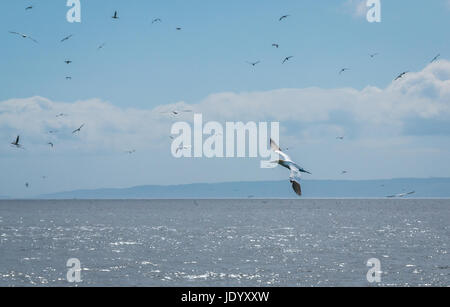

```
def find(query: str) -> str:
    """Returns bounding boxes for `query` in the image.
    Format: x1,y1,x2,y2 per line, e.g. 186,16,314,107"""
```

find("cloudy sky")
1,0,449,197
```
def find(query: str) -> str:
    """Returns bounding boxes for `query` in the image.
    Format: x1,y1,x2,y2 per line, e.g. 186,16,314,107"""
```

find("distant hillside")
38,178,450,199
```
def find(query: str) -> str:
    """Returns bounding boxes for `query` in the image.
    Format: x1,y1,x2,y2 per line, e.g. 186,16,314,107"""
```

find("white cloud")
1,60,449,154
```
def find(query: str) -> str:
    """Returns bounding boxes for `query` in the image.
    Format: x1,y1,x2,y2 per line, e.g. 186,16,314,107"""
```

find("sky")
0,0,450,198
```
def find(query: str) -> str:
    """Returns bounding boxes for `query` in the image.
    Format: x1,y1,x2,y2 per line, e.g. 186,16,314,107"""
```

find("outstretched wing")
16,136,20,144
270,138,291,161
291,179,302,196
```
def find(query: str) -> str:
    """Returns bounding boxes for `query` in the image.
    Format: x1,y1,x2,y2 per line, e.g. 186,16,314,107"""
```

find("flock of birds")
8,7,438,197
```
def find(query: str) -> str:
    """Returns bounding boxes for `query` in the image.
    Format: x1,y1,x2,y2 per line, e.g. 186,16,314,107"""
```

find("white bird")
386,191,415,198
9,31,38,43
269,139,311,197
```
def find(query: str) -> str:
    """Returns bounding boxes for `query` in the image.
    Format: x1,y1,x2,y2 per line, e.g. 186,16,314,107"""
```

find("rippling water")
0,199,448,287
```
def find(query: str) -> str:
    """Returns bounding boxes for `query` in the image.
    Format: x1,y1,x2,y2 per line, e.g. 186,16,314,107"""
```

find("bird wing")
16,136,20,144
290,178,302,196
270,138,292,162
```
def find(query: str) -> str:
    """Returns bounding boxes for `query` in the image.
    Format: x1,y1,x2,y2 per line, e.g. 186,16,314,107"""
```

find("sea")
0,199,448,287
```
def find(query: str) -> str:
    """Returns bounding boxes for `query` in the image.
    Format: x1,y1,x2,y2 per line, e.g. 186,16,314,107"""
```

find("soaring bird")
269,139,311,197
247,60,261,67
176,145,191,154
66,76,72,80
11,136,21,148
369,53,379,58
282,56,293,64
430,54,440,63
60,34,73,43
395,71,408,81
25,6,33,10
387,191,415,198
341,171,348,175
9,31,38,43
72,124,85,134
279,15,290,21
339,68,350,74
64,60,72,64
272,43,279,48
56,113,68,118
152,18,162,24
97,43,106,50
176,27,182,31
112,11,119,19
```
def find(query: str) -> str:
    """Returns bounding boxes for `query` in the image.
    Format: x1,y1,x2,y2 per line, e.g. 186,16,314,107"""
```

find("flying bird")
386,191,415,198
9,31,38,43
11,136,22,148
279,15,290,21
25,6,33,10
269,139,311,197
66,76,72,80
430,54,440,63
176,145,191,154
60,34,73,43
48,142,54,148
247,60,261,67
176,27,182,31
64,60,72,64
112,11,119,19
369,53,379,58
97,43,106,50
272,43,279,48
152,18,162,24
395,71,408,81
72,124,85,134
336,136,344,140
341,171,348,175
125,149,136,154
339,68,350,74
56,113,68,118
282,56,293,64
25,183,30,188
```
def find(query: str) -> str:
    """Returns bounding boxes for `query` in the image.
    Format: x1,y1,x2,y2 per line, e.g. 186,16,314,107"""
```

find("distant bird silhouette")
176,145,191,154
247,60,261,67
56,113,67,118
282,56,293,64
152,18,162,24
369,53,379,58
269,139,311,197
272,43,279,48
125,149,136,154
341,171,348,175
48,142,54,148
395,71,408,81
176,27,182,31
97,43,106,50
66,76,72,80
25,183,30,188
279,15,290,21
339,68,350,74
112,11,119,19
387,191,415,198
72,124,85,134
336,136,344,140
11,136,22,148
64,60,72,64
60,34,73,43
9,31,38,43
25,6,33,10
430,54,440,63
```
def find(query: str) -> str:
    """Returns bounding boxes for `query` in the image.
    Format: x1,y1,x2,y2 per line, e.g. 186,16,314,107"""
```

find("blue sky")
1,0,450,197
